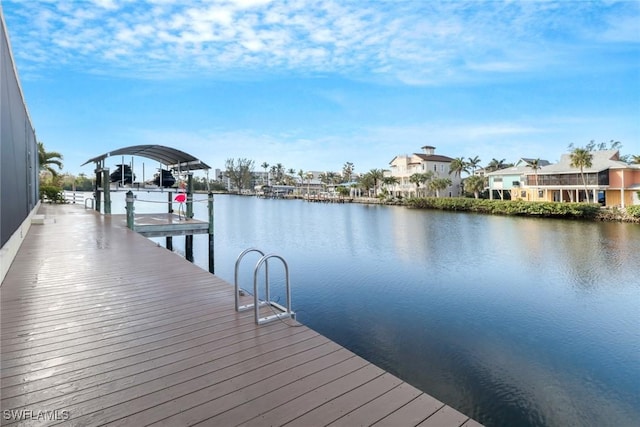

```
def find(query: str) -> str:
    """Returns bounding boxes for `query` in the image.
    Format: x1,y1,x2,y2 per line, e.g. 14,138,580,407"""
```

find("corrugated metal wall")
1,8,39,247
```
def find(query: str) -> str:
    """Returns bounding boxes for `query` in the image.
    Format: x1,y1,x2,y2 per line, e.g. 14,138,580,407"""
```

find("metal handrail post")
234,248,267,312
253,254,293,325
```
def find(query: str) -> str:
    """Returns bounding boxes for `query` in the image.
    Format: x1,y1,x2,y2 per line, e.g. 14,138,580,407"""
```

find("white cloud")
4,1,637,84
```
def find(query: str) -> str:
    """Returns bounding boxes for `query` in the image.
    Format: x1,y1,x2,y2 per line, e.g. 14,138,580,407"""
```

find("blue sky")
2,0,639,178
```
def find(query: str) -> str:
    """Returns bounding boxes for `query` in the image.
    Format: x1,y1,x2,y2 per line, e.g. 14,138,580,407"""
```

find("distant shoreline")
74,189,640,223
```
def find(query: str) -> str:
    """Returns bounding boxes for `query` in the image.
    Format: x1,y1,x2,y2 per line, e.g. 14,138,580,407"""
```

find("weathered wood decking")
1,204,481,426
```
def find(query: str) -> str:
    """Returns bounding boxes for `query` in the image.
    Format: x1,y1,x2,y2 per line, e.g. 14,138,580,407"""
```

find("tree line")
37,140,640,203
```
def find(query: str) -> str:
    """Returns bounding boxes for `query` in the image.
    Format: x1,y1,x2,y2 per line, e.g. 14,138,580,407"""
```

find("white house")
387,146,462,197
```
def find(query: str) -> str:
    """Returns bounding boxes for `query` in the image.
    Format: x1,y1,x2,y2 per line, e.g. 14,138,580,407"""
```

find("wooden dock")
114,213,210,237
1,204,482,426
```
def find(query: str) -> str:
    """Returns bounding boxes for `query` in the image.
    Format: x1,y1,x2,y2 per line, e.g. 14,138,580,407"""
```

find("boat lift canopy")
82,144,210,171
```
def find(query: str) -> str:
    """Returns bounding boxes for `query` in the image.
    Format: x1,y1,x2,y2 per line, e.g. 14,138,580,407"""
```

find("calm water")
109,191,640,426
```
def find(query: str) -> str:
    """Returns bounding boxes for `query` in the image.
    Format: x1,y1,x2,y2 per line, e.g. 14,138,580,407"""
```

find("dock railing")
235,248,295,325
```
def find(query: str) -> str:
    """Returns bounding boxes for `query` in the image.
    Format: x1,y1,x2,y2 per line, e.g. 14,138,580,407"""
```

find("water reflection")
108,193,640,427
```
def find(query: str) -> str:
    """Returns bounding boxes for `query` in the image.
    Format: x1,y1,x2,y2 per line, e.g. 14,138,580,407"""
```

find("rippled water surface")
111,192,640,426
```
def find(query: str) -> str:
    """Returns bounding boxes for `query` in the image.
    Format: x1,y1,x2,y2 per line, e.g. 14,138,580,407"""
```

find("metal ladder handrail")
234,247,268,312
253,254,294,325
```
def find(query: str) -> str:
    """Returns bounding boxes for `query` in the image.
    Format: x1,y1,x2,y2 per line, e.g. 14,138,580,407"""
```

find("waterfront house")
486,158,550,200
486,150,640,207
387,146,462,197
522,150,640,207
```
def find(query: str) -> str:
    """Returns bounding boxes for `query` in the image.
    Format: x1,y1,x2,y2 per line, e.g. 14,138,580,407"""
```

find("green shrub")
40,186,65,203
406,197,600,219
626,205,640,218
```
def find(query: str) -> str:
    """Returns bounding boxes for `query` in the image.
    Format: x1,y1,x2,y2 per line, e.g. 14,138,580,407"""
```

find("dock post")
186,173,194,219
166,191,173,249
208,192,214,273
103,168,111,214
185,173,194,260
186,235,193,262
125,191,135,230
94,166,102,213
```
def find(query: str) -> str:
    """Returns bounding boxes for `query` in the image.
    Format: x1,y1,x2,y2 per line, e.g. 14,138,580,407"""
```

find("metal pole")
208,192,214,273
125,190,135,230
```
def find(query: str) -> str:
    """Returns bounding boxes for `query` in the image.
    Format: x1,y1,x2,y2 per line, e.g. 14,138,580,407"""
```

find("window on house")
441,165,445,172
433,164,437,171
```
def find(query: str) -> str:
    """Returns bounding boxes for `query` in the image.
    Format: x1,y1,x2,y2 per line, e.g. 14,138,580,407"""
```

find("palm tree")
336,185,350,199
367,169,385,196
449,157,468,197
486,158,507,173
261,162,269,184
409,173,423,197
449,157,468,179
382,176,399,196
331,171,341,185
358,172,376,197
467,156,481,174
269,165,277,183
421,171,434,196
464,175,486,199
297,169,305,195
318,172,332,193
631,155,640,165
570,148,594,203
305,172,314,198
526,158,542,199
38,142,64,176
285,168,296,186
429,178,452,198
275,163,284,183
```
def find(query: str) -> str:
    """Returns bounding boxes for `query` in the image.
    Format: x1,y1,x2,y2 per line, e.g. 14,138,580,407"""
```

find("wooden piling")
208,192,214,274
125,190,134,230
166,191,173,249
103,168,111,214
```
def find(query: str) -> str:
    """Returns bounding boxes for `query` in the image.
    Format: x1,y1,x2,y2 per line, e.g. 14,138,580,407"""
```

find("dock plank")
417,405,471,427
326,382,424,427
1,204,481,426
